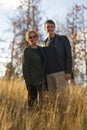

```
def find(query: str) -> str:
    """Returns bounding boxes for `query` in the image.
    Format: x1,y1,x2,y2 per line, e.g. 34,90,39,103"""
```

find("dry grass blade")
0,78,87,130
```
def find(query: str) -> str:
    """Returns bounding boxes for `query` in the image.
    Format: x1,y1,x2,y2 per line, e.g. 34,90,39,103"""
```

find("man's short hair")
44,20,55,27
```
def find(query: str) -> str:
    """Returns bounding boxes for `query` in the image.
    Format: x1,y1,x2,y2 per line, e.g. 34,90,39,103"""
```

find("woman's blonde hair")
26,29,39,43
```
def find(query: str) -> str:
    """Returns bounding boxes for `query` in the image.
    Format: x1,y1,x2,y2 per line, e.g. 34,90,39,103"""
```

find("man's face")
44,23,55,36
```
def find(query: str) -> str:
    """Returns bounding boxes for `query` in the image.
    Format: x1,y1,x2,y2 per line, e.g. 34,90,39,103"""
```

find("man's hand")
65,74,71,80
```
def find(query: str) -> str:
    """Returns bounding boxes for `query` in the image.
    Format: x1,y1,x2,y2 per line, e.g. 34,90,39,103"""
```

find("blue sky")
1,0,87,36
41,0,87,21
0,0,87,35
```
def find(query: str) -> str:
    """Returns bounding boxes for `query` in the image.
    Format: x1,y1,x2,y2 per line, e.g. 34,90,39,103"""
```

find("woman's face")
28,32,38,45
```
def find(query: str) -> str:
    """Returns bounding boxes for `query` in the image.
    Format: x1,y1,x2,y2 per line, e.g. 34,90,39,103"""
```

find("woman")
22,29,46,110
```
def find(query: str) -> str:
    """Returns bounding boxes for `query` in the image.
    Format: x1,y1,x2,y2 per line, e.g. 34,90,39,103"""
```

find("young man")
43,20,72,105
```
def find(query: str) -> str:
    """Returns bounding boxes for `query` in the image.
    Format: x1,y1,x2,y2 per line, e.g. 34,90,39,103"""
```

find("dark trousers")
28,84,44,109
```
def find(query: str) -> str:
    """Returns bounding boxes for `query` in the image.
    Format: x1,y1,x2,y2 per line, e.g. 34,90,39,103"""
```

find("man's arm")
62,36,72,79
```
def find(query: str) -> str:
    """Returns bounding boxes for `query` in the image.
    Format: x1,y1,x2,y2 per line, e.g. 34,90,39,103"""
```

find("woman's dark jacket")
43,34,72,75
22,45,46,86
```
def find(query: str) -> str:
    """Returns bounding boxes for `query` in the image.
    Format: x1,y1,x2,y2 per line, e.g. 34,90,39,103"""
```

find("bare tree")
5,0,43,78
66,4,87,81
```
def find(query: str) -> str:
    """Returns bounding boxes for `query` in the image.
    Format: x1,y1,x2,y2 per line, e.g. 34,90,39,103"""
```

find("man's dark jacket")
43,34,72,75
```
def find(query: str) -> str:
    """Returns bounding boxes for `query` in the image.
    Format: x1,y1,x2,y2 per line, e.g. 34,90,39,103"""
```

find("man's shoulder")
55,34,69,43
55,34,67,39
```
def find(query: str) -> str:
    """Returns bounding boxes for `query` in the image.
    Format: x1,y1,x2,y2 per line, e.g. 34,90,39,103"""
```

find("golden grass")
0,78,87,130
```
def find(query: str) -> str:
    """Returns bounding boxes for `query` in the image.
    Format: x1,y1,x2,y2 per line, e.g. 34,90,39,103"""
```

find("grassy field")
0,78,87,130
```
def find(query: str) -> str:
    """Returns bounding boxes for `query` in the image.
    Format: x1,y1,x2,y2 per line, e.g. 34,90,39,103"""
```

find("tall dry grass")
0,78,87,130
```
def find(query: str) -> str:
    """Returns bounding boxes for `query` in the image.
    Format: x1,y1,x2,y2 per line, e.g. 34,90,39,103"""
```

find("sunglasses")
29,35,37,39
